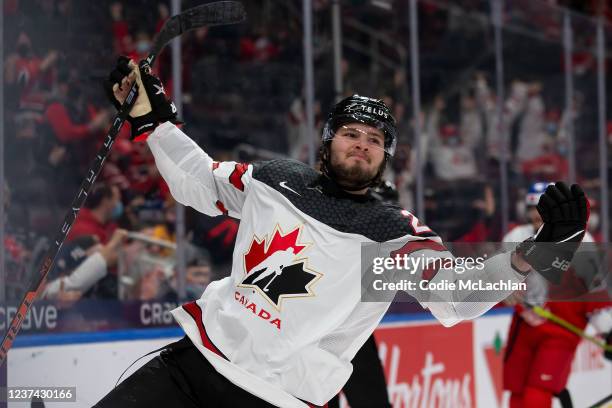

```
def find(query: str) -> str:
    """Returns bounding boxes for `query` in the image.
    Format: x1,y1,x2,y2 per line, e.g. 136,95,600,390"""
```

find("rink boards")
7,308,612,408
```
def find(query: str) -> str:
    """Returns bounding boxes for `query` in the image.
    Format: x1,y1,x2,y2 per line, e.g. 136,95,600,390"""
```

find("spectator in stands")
4,109,70,231
43,69,110,176
429,122,477,181
456,183,497,242
474,75,544,163
474,72,502,160
287,94,323,162
4,31,58,112
136,243,213,302
110,2,130,56
68,182,121,244
239,26,280,62
133,30,154,63
516,81,547,163
126,139,167,196
41,230,128,305
459,89,484,150
112,189,146,238
184,245,213,300
520,108,567,182
143,197,178,258
6,110,42,178
520,140,569,182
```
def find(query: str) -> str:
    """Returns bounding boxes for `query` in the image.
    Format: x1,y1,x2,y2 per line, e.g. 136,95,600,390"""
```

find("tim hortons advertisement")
373,320,475,408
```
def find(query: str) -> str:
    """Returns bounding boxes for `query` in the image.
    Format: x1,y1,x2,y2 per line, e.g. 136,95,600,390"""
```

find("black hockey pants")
93,336,277,408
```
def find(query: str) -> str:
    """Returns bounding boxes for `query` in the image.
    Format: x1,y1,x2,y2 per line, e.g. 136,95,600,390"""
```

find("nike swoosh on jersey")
279,181,301,196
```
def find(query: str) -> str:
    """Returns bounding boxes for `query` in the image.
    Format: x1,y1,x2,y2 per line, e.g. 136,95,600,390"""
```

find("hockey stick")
587,392,612,408
530,305,612,352
0,1,246,367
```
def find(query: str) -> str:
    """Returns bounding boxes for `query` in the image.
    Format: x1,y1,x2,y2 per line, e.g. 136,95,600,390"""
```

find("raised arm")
105,56,252,218
147,122,252,218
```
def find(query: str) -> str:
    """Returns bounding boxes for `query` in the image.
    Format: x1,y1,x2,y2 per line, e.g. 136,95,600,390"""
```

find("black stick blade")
182,1,247,30
151,1,246,61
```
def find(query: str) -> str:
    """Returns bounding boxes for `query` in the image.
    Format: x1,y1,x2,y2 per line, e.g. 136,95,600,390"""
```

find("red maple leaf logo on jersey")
244,227,307,274
239,225,321,309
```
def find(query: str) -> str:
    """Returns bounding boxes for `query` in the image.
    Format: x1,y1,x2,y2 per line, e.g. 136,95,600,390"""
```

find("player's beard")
329,150,380,191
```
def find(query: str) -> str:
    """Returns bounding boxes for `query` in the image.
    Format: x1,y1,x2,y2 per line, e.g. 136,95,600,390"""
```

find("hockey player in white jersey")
95,58,590,408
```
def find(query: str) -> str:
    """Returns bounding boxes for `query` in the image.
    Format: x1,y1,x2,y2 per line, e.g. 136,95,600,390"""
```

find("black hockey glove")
516,182,589,283
104,56,182,140
606,330,612,361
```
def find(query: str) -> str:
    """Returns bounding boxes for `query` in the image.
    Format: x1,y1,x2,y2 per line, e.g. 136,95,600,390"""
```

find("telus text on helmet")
344,103,389,118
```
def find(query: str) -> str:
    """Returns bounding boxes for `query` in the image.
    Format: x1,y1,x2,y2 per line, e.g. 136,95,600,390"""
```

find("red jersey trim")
229,163,249,191
182,302,228,360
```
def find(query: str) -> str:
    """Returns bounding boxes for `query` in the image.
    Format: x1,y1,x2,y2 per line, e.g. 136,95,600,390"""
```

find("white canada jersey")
147,122,525,407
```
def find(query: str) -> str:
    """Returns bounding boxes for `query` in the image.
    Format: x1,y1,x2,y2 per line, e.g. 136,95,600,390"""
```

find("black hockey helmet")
322,95,397,156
